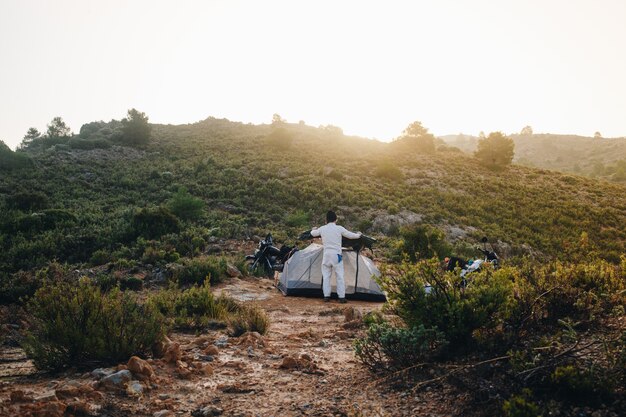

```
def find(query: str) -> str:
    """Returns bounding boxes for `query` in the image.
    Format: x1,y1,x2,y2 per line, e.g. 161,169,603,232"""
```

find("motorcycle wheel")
247,259,274,278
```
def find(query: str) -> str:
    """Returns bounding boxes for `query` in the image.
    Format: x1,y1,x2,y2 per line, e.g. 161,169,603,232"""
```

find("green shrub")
130,207,180,240
120,276,143,291
354,322,447,372
23,279,165,370
89,249,112,266
502,389,541,417
228,305,270,336
396,224,450,261
285,209,310,228
378,260,517,351
173,256,228,286
167,187,204,221
149,281,230,330
0,271,39,304
6,191,49,211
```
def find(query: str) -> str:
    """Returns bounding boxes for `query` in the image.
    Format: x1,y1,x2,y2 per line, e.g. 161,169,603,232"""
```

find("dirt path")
0,277,461,417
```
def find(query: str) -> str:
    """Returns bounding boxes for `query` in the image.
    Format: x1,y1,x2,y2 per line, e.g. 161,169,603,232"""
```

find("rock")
191,405,224,416
100,369,132,391
226,264,242,278
300,353,312,362
66,400,94,415
154,410,175,417
343,306,362,322
127,356,155,381
193,335,211,346
214,336,228,348
198,355,214,362
202,364,214,375
91,367,115,379
34,392,58,402
342,320,363,329
10,390,33,403
236,332,266,349
55,380,83,399
280,356,299,369
203,345,219,356
126,380,144,397
163,341,182,364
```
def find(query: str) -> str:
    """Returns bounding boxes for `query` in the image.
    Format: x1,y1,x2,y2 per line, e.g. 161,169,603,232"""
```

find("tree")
46,117,72,139
121,109,151,146
392,120,436,154
22,127,42,147
271,113,286,127
594,131,602,139
520,126,533,136
474,131,515,168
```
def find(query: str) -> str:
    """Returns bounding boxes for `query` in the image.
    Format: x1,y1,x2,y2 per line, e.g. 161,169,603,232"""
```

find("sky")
1,0,626,149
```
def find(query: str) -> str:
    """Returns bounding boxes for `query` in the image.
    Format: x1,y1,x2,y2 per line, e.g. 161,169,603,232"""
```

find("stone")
203,345,219,356
10,390,33,403
34,392,58,402
226,264,242,278
214,336,228,348
343,306,362,322
191,405,224,416
100,369,132,391
127,356,155,381
279,356,299,369
202,364,214,375
91,367,115,379
163,341,182,364
126,380,144,397
154,410,175,417
66,400,93,415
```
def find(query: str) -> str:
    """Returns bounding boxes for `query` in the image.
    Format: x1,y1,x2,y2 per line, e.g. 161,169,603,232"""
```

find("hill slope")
1,117,625,277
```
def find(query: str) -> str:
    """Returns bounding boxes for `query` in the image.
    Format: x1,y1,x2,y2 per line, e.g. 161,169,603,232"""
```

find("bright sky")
1,0,626,149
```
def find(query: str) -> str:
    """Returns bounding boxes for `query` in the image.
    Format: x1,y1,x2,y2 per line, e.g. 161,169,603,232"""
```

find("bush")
173,256,228,286
167,187,204,221
6,191,49,211
149,282,232,330
354,322,447,372
378,260,517,351
502,389,541,417
130,207,180,240
228,305,270,336
23,279,165,370
0,271,39,304
396,224,450,261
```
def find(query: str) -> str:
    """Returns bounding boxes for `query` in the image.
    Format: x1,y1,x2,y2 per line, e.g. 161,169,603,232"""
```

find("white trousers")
321,253,345,298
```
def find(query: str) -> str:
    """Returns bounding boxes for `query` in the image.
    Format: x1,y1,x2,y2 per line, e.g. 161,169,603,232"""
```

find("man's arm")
310,228,321,237
340,226,361,239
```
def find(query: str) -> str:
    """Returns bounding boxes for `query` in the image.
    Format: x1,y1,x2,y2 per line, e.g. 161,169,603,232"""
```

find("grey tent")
277,243,386,301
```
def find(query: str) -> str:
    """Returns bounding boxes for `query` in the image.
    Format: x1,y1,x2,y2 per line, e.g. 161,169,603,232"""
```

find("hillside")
1,118,625,278
440,133,626,182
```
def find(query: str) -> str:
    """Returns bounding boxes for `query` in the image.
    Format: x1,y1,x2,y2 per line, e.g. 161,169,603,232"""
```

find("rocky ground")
0,276,468,417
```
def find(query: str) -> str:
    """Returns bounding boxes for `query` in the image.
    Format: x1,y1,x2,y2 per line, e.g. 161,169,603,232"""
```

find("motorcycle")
446,237,500,287
245,233,296,277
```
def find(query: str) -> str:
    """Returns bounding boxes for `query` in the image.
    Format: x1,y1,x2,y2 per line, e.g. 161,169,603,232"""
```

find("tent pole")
353,248,360,295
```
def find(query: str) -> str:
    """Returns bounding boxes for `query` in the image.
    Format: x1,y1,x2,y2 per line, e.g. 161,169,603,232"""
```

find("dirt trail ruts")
0,277,459,416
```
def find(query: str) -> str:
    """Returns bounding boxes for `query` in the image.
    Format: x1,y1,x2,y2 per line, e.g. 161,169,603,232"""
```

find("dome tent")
277,243,386,301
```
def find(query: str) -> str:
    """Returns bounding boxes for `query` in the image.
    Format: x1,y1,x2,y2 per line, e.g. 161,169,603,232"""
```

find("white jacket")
310,222,361,256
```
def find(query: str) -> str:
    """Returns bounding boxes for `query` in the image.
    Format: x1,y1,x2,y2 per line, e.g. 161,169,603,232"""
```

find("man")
310,211,361,303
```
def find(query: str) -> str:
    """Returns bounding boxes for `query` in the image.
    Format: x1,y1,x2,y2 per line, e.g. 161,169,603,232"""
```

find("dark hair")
326,210,337,223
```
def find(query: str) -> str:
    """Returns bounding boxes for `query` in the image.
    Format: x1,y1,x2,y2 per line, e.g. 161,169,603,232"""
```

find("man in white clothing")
310,211,361,303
